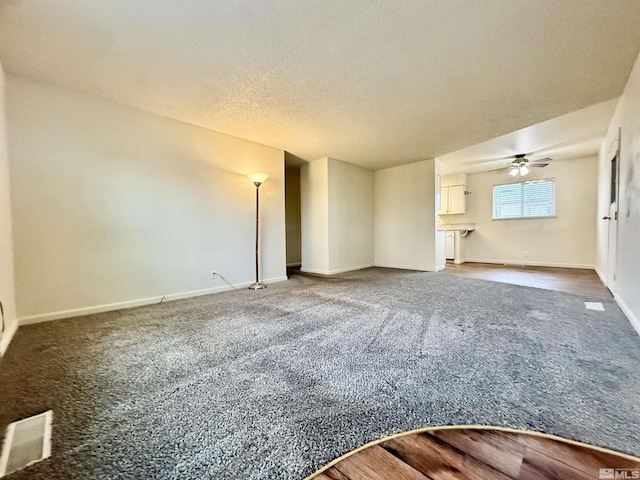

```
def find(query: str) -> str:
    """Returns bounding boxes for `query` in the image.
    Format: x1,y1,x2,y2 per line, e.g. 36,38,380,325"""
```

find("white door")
605,135,620,293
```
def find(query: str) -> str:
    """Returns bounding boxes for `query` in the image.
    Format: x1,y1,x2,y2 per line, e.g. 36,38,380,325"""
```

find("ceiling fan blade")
530,163,548,167
530,157,552,163
488,167,508,172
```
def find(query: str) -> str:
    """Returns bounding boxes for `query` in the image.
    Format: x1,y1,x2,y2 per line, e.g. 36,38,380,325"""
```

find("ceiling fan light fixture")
491,154,552,176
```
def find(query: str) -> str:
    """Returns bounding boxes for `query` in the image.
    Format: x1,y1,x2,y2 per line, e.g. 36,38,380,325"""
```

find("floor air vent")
0,411,52,477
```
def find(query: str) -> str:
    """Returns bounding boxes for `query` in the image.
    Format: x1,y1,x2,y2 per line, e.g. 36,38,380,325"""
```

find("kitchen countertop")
437,223,475,231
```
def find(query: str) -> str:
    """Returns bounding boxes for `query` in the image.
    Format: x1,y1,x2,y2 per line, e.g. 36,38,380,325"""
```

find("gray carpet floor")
0,268,639,479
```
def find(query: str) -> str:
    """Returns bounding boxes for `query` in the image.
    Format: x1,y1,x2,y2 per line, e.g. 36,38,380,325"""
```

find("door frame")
605,128,621,293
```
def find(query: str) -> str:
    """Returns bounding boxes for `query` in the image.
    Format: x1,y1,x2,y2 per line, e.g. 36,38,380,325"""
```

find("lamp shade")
520,165,529,176
246,172,269,186
508,167,519,177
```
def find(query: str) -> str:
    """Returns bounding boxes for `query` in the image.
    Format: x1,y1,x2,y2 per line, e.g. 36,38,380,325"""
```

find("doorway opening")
284,153,303,277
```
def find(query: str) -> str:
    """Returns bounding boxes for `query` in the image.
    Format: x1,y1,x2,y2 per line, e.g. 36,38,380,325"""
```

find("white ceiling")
438,98,619,175
1,1,640,171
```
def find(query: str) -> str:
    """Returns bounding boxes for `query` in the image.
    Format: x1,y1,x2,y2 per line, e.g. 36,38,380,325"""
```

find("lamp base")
248,282,267,290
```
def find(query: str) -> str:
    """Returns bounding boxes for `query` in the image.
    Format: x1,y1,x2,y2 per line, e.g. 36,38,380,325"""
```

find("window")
493,179,555,219
610,155,617,204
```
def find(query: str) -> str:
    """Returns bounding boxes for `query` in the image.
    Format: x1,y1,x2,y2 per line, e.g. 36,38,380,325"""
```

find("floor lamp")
246,172,269,290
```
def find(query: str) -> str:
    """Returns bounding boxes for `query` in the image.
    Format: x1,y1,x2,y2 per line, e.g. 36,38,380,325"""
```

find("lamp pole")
246,172,269,290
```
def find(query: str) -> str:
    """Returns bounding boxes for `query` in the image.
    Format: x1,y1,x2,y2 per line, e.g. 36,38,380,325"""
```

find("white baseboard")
299,267,329,275
300,264,374,275
436,264,446,272
263,276,290,284
327,264,374,275
594,265,608,286
0,320,18,356
374,263,432,272
18,275,288,326
464,259,595,269
613,293,640,337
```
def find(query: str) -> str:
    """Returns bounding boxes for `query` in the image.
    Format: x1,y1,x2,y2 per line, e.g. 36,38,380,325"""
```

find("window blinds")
493,179,555,219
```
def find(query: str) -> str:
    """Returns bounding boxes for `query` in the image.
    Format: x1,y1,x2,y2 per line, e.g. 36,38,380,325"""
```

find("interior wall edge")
594,265,608,286
300,264,374,276
0,321,17,356
18,275,288,326
0,59,18,357
613,292,640,337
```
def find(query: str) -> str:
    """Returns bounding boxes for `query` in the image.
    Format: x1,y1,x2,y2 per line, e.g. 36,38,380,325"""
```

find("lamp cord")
217,273,238,290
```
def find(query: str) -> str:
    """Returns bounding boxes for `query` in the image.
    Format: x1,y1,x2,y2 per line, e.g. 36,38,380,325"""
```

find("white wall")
6,75,286,323
0,61,17,354
301,158,330,273
328,158,374,273
598,49,640,334
285,164,301,266
438,156,598,268
441,173,467,188
374,159,439,271
300,157,374,274
435,231,446,271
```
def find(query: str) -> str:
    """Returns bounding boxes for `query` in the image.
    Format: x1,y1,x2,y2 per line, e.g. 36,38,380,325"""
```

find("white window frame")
492,178,556,220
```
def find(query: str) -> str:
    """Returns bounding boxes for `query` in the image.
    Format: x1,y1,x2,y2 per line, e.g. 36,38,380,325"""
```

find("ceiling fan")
491,154,552,178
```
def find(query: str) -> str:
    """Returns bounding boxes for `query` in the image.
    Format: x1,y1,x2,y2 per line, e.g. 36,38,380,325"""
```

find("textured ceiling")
1,0,640,170
438,99,619,175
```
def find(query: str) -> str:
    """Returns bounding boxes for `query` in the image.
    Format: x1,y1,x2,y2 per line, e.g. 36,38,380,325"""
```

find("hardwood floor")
440,262,611,299
308,427,640,480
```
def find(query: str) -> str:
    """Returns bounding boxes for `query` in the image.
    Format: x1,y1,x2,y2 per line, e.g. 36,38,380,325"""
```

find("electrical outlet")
211,270,217,279
523,251,529,257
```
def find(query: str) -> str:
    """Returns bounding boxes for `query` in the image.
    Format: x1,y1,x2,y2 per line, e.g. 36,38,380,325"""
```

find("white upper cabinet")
438,184,466,215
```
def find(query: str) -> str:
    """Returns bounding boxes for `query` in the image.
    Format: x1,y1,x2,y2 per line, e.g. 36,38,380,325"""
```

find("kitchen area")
438,173,474,266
